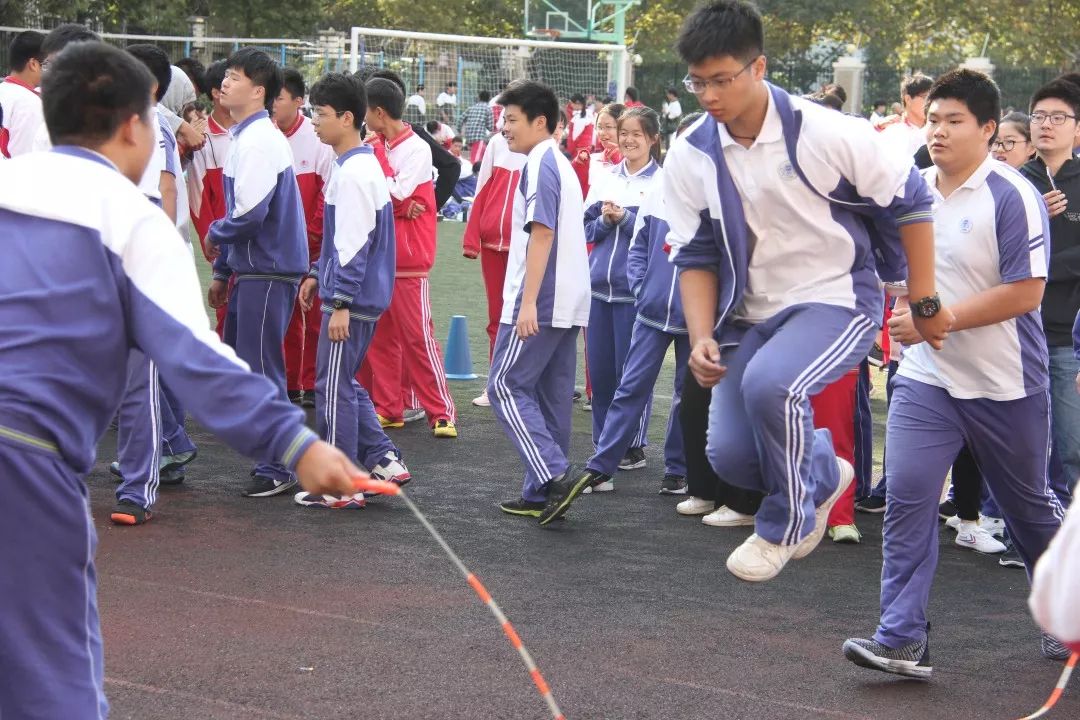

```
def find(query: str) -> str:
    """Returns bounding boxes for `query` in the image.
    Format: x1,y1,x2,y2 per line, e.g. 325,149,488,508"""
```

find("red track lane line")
1017,652,1077,719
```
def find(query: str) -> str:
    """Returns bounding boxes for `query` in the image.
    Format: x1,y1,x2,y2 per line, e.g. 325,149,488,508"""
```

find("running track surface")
91,398,1078,720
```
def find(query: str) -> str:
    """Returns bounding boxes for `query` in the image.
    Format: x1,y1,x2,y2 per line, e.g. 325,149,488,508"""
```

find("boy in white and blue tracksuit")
845,70,1068,677
300,74,406,498
209,51,309,493
0,42,351,718
574,168,690,490
489,81,591,519
113,103,198,521
584,158,659,457
645,0,945,581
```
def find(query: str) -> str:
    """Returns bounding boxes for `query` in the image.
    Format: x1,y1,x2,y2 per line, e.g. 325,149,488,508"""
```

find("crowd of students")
2,1,1080,715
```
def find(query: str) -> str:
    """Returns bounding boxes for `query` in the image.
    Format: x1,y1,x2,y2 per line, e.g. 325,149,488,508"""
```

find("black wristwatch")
913,294,942,318
332,299,351,311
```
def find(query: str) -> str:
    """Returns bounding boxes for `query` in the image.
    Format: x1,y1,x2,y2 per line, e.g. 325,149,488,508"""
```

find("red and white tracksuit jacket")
360,125,455,425
462,132,525,362
282,113,334,392
186,114,233,336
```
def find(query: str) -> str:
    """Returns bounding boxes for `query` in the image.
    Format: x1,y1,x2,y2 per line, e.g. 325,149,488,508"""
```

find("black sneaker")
242,475,297,498
868,343,885,368
111,500,152,526
855,496,887,514
538,467,593,526
938,500,957,520
660,474,688,495
301,392,315,408
572,390,582,402
998,542,1025,569
1042,633,1072,661
499,498,546,517
288,390,304,404
842,636,932,679
160,468,185,486
618,447,647,471
161,448,197,474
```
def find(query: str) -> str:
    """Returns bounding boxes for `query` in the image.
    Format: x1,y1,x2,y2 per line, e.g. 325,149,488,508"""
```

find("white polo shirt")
502,137,590,328
899,156,1050,401
718,91,915,323
0,76,43,157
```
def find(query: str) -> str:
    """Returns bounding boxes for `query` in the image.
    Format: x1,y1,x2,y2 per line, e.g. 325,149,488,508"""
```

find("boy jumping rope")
543,0,950,569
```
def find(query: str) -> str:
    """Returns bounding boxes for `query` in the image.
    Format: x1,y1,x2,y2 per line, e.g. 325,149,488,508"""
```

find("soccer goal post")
349,26,627,123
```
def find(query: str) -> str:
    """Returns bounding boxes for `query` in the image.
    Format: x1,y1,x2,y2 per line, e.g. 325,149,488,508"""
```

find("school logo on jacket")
959,217,973,233
778,161,795,180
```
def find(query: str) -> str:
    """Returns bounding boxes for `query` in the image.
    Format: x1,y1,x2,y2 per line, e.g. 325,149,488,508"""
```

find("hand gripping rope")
354,477,567,720
1017,652,1077,719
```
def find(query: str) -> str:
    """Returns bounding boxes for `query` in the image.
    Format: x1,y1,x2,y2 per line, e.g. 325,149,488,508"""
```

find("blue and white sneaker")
294,491,366,509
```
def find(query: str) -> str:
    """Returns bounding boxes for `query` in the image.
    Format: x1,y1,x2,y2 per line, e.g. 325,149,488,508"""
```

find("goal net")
349,27,627,125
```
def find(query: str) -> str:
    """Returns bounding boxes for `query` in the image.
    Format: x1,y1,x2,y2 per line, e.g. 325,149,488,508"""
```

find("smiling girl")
580,107,663,487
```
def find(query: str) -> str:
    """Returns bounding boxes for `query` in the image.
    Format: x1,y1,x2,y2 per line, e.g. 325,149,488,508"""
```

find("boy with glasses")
1020,78,1080,499
560,0,946,579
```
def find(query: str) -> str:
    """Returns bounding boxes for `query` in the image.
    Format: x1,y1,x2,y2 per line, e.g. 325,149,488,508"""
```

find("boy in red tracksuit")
811,369,861,543
362,77,458,438
186,59,233,338
462,127,526,407
275,68,335,406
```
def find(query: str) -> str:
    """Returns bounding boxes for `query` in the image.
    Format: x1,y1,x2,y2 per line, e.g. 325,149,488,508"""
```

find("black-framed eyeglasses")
991,138,1021,151
682,57,758,95
1030,111,1077,126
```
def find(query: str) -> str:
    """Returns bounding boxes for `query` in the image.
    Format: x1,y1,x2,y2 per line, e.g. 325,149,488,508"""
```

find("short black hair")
309,72,366,129
478,90,491,103
446,81,456,88
425,120,440,133
677,0,763,65
126,44,172,103
416,83,425,91
226,48,282,111
1059,73,1080,94
927,69,1001,130
369,69,406,96
10,30,45,72
175,57,206,96
205,59,227,93
366,77,405,120
41,23,99,58
451,135,464,144
624,86,639,102
665,87,678,96
1031,78,1080,119
902,73,934,99
498,80,559,133
42,41,154,148
281,67,305,100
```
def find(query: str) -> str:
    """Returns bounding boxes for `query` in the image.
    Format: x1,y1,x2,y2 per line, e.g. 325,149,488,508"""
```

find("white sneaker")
955,523,1007,554
676,496,714,515
472,390,491,407
582,479,615,494
702,506,755,527
980,515,1005,537
793,458,855,560
370,452,411,488
726,533,796,582
945,515,961,531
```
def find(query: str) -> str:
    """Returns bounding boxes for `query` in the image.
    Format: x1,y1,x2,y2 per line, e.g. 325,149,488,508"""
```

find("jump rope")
351,477,1076,720
353,476,566,720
